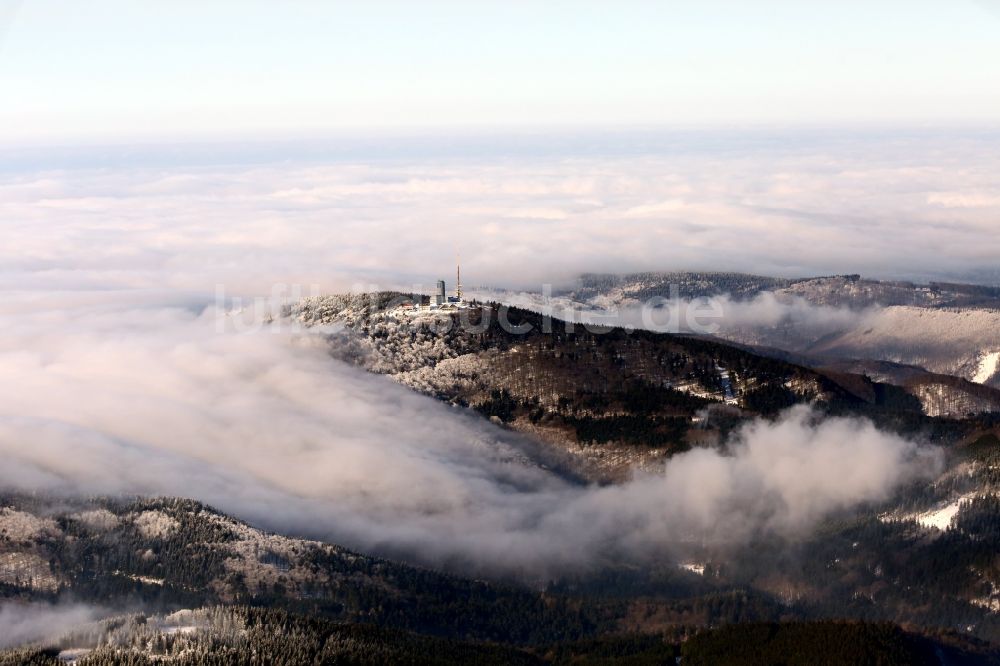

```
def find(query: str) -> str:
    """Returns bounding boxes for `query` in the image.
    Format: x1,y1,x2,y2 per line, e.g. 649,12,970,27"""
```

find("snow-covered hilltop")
283,291,988,478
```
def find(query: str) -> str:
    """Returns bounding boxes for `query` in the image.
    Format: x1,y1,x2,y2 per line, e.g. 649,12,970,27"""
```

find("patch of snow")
114,570,165,586
971,598,1000,613
883,493,980,531
974,351,1000,384
679,562,705,576
915,501,962,530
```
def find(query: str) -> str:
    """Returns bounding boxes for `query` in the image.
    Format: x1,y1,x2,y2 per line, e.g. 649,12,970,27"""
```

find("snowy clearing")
915,501,963,530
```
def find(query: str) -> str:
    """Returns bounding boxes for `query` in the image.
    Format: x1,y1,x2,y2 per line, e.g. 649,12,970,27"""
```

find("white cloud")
927,191,1000,208
621,199,687,218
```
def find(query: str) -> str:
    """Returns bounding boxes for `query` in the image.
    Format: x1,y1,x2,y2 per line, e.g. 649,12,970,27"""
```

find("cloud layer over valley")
0,299,942,576
0,129,973,577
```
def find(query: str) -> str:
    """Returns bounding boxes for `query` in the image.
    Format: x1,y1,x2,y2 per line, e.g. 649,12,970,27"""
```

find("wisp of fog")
0,602,106,649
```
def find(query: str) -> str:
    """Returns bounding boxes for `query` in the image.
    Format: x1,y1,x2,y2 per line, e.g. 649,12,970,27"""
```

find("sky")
2,1,1000,142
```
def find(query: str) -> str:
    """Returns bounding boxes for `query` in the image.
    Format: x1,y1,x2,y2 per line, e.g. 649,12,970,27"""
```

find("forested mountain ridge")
0,493,606,644
5,450,1000,656
550,272,1000,393
14,491,999,657
287,292,943,478
0,493,818,656
570,271,1000,310
571,271,797,302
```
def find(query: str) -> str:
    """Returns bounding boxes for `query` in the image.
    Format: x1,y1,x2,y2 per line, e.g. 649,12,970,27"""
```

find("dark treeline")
4,609,996,665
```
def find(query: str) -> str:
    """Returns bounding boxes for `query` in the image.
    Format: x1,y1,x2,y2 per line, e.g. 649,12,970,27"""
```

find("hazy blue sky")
2,1,999,142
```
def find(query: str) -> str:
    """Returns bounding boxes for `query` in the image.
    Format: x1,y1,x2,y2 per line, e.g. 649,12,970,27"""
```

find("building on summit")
407,261,470,313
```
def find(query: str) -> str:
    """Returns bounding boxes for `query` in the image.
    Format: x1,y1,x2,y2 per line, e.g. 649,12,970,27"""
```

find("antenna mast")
456,253,462,300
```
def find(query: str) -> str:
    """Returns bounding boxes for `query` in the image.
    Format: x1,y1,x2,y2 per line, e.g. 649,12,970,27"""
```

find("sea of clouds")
3,128,1000,296
0,128,990,578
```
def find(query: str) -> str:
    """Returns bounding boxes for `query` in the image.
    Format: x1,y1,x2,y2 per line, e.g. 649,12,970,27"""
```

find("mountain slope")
569,272,1000,310
0,493,603,645
6,448,1000,650
807,306,1000,384
287,293,930,478
544,272,1000,397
